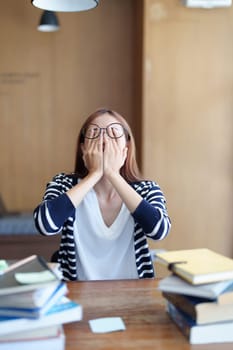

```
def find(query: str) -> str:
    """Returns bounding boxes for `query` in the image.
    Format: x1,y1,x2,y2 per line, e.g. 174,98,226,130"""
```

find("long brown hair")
74,108,142,182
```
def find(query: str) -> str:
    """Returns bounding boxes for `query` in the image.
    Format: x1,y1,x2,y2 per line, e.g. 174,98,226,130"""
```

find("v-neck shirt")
73,188,138,280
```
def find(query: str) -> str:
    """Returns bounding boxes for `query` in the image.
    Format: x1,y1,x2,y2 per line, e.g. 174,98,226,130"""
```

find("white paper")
89,317,126,333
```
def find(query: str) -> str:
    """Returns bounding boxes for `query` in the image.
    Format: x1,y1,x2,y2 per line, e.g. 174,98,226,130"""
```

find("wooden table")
64,279,233,350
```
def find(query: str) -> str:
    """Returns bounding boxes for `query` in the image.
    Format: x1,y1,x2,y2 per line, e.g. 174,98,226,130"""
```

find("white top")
74,188,138,280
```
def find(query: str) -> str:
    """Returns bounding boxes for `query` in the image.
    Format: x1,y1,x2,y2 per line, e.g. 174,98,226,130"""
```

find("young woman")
34,108,171,281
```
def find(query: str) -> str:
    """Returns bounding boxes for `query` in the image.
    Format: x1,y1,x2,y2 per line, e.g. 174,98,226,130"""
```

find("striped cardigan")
34,173,171,280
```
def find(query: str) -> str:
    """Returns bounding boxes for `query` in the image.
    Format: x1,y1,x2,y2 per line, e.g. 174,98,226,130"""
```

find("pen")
0,255,37,275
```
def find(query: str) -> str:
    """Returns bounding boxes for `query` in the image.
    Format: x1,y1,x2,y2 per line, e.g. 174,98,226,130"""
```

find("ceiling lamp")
31,0,99,12
38,10,60,32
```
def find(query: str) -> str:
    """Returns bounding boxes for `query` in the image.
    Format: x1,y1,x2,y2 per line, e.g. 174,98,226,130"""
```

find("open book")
0,255,60,295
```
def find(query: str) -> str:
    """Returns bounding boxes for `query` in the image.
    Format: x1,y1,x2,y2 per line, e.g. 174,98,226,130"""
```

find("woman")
34,108,171,281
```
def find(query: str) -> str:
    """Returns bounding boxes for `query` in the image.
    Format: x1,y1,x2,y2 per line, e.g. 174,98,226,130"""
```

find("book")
0,283,64,309
0,325,65,350
0,282,67,318
158,274,233,301
167,301,233,344
0,255,60,295
0,296,82,336
0,261,62,309
163,291,233,325
156,248,233,284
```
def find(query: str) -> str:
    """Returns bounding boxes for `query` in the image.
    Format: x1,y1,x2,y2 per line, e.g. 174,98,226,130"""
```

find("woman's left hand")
103,133,127,176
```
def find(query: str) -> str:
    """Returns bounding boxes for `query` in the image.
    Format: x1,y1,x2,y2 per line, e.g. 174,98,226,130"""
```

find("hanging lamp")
31,0,99,12
38,10,60,32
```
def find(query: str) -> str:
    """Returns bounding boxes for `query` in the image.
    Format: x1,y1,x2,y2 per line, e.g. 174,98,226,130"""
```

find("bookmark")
167,261,187,272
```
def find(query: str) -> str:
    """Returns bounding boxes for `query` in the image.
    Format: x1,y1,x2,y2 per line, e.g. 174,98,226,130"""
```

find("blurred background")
0,0,232,258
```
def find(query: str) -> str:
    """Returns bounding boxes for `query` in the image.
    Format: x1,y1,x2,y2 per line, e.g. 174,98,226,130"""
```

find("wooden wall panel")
2,0,232,260
143,0,233,257
0,0,140,211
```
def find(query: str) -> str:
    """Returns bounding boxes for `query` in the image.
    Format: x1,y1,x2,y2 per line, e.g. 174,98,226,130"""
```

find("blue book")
163,291,233,325
167,301,233,344
0,297,82,336
0,255,60,295
0,282,67,318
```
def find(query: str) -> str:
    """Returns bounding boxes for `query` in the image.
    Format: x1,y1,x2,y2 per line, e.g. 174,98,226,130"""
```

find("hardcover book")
156,248,233,284
0,325,65,350
0,297,82,336
163,291,233,325
158,274,233,300
0,282,67,318
167,301,233,344
0,283,63,309
0,255,60,295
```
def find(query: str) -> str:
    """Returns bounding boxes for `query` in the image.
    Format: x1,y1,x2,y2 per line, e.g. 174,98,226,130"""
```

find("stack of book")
156,248,233,344
0,255,82,350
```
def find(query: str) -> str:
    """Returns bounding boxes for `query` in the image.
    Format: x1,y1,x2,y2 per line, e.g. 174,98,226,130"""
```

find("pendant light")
38,10,60,32
31,0,99,12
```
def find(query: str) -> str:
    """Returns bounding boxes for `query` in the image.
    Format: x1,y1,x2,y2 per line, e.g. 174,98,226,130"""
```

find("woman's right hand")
67,134,104,207
81,133,104,177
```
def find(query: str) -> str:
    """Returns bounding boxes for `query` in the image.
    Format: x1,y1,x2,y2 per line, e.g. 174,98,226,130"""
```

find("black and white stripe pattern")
34,173,171,280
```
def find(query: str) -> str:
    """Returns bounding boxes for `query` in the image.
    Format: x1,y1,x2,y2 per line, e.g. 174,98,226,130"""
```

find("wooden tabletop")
64,279,233,350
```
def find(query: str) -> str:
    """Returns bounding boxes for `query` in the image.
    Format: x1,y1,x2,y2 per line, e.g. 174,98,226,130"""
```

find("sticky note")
89,317,126,333
0,260,8,274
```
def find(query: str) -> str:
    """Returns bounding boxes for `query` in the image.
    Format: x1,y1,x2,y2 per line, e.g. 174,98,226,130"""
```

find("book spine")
167,302,193,340
162,292,197,320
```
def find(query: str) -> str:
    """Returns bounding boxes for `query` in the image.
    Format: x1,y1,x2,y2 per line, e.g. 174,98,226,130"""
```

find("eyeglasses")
82,123,128,140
